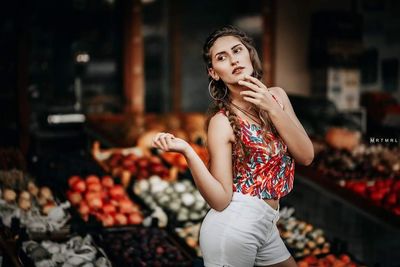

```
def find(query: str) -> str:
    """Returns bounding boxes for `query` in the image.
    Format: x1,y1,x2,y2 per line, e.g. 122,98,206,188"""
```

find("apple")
85,191,101,202
68,176,81,187
136,158,149,169
109,185,125,200
88,197,103,210
114,213,128,225
101,176,114,188
103,203,117,214
102,214,115,227
385,193,397,206
119,199,134,214
87,182,102,192
128,212,143,225
67,191,82,206
86,175,100,184
72,179,86,193
79,202,90,216
393,206,400,216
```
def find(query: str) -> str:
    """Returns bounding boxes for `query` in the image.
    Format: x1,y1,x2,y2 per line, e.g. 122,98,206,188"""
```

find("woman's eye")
217,55,226,61
234,47,242,53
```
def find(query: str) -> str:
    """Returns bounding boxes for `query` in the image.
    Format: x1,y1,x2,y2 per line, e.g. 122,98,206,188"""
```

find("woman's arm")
269,87,314,166
152,113,234,211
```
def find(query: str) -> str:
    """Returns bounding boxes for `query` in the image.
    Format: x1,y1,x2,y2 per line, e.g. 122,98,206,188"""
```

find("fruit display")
297,254,363,267
278,207,331,258
175,222,202,256
67,175,145,227
102,227,193,267
343,178,400,215
133,176,209,224
160,143,209,172
21,235,111,267
92,142,172,184
312,144,400,215
324,127,361,151
0,172,70,234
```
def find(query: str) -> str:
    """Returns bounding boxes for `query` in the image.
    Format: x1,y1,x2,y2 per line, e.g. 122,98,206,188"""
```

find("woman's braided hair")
203,26,278,163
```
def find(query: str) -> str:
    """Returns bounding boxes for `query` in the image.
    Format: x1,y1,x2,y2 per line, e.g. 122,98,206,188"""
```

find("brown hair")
203,25,278,162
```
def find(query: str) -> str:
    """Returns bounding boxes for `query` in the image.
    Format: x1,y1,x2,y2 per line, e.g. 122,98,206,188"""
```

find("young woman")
151,26,314,267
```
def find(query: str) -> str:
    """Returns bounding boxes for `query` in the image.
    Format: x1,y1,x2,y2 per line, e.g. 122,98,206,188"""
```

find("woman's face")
208,35,254,85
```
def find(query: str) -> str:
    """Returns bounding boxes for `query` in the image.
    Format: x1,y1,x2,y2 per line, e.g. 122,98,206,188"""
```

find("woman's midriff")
264,198,279,211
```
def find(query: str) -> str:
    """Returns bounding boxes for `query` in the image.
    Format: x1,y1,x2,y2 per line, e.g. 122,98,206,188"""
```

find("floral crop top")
219,108,295,200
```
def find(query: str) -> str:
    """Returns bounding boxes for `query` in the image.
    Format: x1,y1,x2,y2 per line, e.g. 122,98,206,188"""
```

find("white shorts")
199,192,291,267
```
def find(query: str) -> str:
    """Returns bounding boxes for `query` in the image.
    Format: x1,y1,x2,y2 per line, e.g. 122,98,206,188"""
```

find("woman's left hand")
238,75,281,114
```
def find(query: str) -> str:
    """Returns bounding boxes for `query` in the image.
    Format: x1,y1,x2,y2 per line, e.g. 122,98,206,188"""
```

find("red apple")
101,176,114,188
79,202,90,216
72,179,86,193
392,206,400,216
119,198,134,214
86,175,100,185
122,158,133,168
114,213,128,225
136,158,149,168
103,203,117,214
68,176,81,187
128,212,143,225
109,185,125,199
88,197,103,210
87,182,102,192
385,193,397,206
102,214,115,227
85,191,101,202
67,191,82,206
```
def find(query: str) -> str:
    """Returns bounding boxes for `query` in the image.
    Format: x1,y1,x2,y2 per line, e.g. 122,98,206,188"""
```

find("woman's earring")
208,80,227,101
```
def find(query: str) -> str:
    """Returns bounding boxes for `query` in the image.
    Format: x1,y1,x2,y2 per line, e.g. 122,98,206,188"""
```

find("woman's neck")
228,85,253,111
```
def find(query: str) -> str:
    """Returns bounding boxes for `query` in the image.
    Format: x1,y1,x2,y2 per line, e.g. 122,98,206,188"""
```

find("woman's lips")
232,66,245,74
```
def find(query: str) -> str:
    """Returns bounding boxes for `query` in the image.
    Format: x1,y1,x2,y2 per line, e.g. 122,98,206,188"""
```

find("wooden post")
123,0,145,114
169,0,182,113
17,0,30,155
262,0,276,86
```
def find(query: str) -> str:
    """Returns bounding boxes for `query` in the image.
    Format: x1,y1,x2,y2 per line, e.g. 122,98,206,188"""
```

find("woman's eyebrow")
214,43,243,58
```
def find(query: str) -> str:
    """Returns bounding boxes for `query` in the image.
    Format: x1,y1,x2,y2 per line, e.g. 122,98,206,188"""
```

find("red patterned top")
218,109,295,200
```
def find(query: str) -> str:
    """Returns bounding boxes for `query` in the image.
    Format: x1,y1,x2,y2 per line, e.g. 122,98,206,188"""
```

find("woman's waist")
263,198,279,210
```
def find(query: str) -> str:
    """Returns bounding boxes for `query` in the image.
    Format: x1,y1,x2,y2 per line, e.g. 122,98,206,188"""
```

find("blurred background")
1,0,400,266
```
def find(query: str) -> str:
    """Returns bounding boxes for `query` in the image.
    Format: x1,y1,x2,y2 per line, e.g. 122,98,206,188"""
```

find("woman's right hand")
151,132,191,155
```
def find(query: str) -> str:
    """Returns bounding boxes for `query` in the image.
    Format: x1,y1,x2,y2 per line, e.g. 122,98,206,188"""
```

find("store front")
1,0,400,266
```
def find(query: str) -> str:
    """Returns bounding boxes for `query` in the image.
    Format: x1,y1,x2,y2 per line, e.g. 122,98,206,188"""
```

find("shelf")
296,165,400,231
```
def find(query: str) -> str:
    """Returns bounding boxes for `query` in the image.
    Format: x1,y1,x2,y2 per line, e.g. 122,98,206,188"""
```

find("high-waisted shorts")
199,192,291,267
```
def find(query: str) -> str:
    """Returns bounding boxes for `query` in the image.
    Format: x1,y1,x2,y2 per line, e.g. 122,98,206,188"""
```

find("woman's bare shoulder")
208,112,235,143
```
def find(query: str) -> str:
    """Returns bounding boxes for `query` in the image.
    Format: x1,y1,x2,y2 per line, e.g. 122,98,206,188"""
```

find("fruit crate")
297,164,400,229
99,226,196,267
64,174,153,231
17,234,111,267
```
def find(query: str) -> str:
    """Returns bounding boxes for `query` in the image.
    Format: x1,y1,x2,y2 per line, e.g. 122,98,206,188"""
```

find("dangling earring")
208,80,227,101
